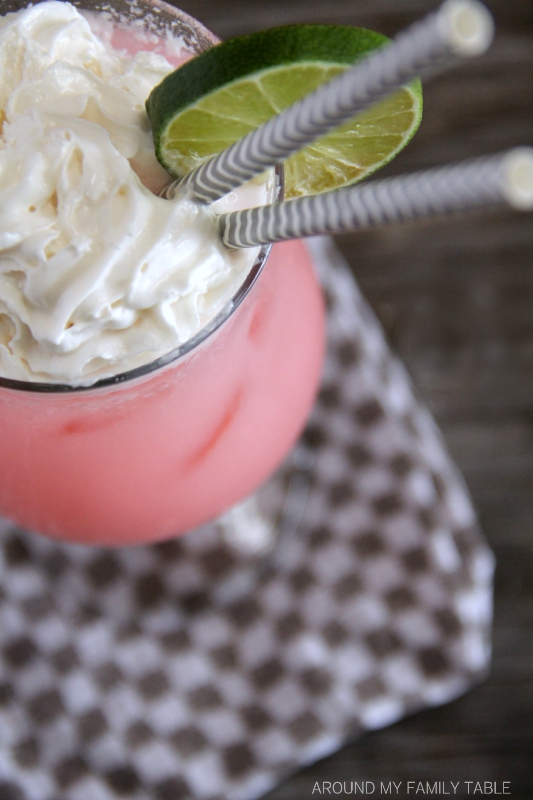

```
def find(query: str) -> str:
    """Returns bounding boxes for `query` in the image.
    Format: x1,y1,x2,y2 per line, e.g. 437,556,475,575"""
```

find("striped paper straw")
163,0,494,205
218,148,533,248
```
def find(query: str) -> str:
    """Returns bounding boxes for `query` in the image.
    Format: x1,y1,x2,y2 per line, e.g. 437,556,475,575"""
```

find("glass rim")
0,0,219,52
0,0,284,394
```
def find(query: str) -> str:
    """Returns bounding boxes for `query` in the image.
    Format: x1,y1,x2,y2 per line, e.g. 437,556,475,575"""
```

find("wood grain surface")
172,1,533,797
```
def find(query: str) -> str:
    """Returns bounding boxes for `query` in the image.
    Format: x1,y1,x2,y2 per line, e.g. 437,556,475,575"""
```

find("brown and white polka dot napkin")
0,237,494,800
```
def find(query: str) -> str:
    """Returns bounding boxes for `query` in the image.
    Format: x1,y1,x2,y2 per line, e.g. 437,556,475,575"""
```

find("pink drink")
0,3,325,545
0,241,324,545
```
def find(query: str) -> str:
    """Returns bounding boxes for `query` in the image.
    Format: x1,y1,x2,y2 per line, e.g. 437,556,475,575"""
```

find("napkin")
0,237,494,800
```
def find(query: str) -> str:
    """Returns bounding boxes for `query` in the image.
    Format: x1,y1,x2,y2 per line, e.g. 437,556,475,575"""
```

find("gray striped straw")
218,149,533,248
162,0,494,205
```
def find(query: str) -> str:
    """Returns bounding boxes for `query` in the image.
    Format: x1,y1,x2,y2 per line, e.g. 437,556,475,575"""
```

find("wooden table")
174,1,533,796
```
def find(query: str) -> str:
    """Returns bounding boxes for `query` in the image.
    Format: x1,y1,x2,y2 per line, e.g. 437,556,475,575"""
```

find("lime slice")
147,25,422,199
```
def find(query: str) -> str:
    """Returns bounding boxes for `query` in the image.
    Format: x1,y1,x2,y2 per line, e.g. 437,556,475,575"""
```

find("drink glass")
0,0,326,546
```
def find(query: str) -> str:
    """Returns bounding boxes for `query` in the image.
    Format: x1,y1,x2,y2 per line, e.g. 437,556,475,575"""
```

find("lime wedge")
146,25,422,199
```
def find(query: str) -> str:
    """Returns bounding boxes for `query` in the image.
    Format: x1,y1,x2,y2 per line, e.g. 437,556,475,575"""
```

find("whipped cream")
0,1,265,385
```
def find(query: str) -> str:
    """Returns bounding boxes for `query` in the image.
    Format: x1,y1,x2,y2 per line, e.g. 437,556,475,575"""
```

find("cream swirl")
0,1,262,385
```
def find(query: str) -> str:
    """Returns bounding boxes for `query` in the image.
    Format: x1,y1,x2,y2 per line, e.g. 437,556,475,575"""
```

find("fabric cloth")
0,237,494,800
